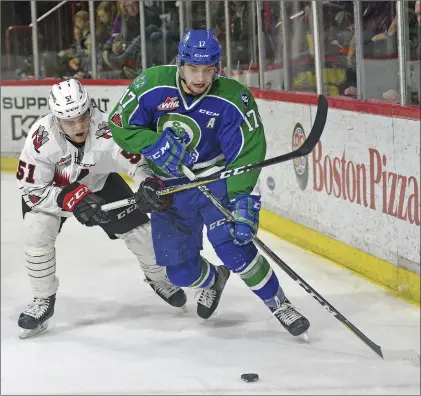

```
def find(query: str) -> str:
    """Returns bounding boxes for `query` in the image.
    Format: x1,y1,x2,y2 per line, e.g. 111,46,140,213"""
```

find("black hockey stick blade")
380,348,420,362
297,94,328,156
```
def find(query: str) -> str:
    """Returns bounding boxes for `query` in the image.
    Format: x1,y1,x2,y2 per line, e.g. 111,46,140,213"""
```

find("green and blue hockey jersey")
108,65,266,200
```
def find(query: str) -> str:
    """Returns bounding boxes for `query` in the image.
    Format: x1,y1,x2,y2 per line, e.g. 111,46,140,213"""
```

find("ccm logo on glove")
147,141,171,160
56,182,109,226
61,184,91,211
141,127,194,178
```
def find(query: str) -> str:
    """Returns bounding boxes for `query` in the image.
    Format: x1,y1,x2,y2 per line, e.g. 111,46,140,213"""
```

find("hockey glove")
57,182,110,226
227,194,261,245
141,127,194,178
134,177,172,212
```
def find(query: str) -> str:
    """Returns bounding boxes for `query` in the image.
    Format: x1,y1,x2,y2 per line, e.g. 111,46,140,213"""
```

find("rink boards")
1,81,419,304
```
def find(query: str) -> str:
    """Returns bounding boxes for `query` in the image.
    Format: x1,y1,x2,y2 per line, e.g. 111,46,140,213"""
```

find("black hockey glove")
134,177,172,212
57,182,110,226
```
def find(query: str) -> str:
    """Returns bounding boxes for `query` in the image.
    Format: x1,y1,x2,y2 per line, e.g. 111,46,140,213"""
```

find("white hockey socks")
25,247,59,298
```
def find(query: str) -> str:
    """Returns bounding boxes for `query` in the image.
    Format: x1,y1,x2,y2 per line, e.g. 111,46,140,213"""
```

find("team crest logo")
157,114,201,164
32,126,49,153
110,107,123,128
241,92,250,108
134,73,147,89
95,121,112,139
157,97,180,111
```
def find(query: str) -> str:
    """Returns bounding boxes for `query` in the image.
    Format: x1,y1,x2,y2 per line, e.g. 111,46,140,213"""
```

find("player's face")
59,111,91,143
181,63,217,95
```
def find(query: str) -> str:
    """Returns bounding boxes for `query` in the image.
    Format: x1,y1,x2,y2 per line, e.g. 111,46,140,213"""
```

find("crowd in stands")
40,1,181,79
5,0,421,103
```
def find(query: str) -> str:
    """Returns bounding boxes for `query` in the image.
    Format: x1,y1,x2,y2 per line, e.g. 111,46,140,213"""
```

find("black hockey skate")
145,277,187,308
18,294,56,339
197,265,230,319
270,297,310,337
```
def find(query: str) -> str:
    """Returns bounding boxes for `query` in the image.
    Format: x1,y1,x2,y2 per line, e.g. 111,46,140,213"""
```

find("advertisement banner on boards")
0,85,124,155
257,99,420,273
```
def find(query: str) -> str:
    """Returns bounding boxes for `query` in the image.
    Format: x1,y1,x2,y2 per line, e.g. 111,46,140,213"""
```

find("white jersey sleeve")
16,115,67,215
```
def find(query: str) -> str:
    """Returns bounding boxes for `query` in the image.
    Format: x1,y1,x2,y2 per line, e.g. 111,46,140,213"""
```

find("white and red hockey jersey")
16,106,152,216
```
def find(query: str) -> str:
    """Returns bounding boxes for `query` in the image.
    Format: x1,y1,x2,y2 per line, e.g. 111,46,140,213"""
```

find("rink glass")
1,0,419,106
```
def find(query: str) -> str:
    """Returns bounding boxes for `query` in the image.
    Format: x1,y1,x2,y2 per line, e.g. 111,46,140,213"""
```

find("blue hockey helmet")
177,29,221,66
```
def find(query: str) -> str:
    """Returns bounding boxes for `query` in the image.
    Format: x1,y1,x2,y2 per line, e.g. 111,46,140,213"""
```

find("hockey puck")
241,373,259,383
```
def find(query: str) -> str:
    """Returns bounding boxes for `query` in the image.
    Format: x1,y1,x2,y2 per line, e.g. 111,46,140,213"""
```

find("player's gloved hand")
141,127,194,178
227,194,261,245
134,177,172,212
57,182,110,226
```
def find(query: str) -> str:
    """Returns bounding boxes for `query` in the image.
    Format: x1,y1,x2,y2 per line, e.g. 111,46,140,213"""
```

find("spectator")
118,0,140,47
96,1,121,50
70,34,94,79
42,11,91,78
59,10,91,59
102,33,139,78
103,1,179,74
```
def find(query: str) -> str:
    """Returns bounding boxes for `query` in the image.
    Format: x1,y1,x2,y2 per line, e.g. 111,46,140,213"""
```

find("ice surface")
1,173,419,395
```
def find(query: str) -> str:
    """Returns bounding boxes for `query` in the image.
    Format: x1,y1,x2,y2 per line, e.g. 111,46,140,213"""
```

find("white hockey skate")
18,294,56,339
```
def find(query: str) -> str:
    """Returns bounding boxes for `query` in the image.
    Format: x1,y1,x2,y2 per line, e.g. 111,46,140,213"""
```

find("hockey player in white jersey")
16,78,187,339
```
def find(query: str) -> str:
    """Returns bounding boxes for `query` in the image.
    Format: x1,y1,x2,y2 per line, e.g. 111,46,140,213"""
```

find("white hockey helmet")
48,78,90,119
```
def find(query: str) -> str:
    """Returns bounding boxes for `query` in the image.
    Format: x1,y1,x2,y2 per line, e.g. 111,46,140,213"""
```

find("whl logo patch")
57,154,72,166
96,121,112,139
110,107,123,127
157,97,180,111
32,126,49,153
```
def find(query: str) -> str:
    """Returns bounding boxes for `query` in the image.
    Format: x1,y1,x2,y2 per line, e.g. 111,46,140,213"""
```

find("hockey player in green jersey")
109,29,310,336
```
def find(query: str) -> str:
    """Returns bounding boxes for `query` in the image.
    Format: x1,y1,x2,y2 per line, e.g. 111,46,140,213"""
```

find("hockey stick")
192,182,419,362
102,94,328,212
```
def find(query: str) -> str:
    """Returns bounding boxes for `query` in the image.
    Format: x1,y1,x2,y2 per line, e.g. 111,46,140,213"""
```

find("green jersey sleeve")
108,66,176,153
217,85,266,200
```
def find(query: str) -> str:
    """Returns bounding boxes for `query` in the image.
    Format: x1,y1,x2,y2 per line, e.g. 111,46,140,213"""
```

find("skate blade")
19,321,49,339
180,305,188,313
381,348,420,363
300,331,310,343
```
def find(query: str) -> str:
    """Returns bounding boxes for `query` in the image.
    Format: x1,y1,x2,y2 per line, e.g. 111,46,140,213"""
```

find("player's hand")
227,194,261,245
57,182,110,226
134,177,172,212
141,127,194,178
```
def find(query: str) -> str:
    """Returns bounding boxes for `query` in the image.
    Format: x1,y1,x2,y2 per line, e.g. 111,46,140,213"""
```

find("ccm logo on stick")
220,166,249,178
